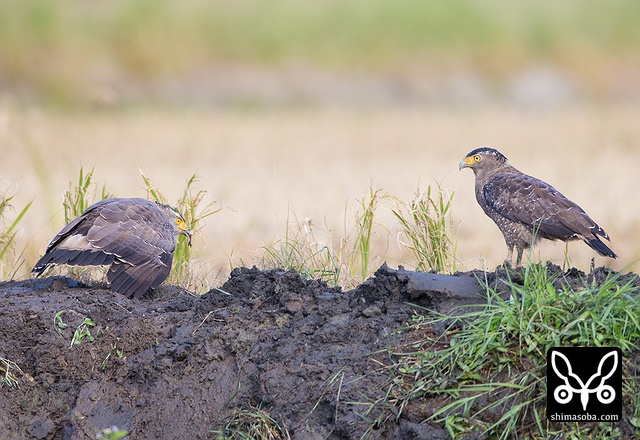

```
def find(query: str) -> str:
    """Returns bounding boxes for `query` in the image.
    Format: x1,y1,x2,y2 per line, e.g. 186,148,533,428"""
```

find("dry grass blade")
259,212,339,285
212,405,290,440
260,186,388,287
0,357,29,389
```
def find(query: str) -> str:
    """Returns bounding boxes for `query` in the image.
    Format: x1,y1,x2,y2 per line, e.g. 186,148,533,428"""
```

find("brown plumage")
459,147,617,266
32,198,192,298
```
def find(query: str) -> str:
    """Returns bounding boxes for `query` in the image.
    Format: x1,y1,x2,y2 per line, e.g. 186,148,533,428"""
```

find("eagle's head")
157,202,193,246
459,147,508,174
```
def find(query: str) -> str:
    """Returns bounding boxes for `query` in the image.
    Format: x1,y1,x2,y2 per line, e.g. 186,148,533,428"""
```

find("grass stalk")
261,186,388,287
212,405,290,440
340,187,387,284
62,166,109,224
0,357,26,388
260,211,340,285
0,189,32,278
392,183,457,273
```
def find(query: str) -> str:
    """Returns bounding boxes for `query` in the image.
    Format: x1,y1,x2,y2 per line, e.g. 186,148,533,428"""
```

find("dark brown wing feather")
483,173,617,258
483,174,591,238
32,199,116,275
107,252,173,299
32,198,177,297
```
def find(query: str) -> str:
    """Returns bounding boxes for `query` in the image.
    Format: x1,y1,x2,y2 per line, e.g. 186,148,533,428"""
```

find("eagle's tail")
584,234,618,260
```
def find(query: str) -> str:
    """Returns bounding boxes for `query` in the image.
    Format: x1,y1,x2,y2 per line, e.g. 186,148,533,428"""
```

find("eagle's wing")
107,253,174,299
32,199,117,275
483,173,599,240
32,198,176,297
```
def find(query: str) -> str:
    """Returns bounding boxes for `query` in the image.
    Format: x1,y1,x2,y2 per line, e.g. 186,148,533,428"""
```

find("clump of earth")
1,263,638,439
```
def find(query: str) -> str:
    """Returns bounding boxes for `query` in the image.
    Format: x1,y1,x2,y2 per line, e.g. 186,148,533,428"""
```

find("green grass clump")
392,184,458,273
351,186,380,282
69,317,96,350
62,166,109,224
388,263,640,439
260,184,459,287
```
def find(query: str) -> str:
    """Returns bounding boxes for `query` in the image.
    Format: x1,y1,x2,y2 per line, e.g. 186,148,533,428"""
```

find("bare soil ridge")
0,264,637,439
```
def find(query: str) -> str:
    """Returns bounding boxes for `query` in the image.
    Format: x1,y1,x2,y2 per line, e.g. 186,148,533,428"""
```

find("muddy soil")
0,263,638,439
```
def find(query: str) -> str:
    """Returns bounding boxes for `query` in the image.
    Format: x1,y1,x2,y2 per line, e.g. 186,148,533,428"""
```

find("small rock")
284,299,303,313
362,305,382,318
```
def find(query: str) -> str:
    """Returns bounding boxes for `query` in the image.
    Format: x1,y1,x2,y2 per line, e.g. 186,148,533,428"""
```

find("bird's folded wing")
483,173,594,239
86,199,176,265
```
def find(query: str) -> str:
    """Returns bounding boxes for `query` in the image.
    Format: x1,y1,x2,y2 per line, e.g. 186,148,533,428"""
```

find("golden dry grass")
1,101,638,287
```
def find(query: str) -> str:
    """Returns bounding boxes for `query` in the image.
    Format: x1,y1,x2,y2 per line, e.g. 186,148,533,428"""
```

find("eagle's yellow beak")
459,156,474,170
181,228,193,247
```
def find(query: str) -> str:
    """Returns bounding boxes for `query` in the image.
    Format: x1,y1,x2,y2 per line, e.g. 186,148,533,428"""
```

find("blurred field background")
1,0,639,288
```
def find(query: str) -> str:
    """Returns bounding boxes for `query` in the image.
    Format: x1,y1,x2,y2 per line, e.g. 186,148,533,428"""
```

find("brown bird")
459,147,617,266
33,198,192,298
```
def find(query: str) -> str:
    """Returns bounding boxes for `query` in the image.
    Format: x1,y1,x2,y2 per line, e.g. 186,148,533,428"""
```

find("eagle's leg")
504,247,514,268
515,247,524,267
562,242,570,270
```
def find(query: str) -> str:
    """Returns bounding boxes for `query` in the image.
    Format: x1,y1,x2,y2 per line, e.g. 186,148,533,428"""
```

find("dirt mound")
0,264,636,439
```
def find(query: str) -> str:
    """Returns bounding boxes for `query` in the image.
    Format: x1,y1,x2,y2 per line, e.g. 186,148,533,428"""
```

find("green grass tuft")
388,263,640,438
69,317,96,349
62,166,109,224
260,184,460,286
392,183,458,273
351,186,380,282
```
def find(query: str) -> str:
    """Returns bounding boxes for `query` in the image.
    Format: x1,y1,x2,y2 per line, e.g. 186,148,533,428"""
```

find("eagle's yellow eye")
474,155,481,162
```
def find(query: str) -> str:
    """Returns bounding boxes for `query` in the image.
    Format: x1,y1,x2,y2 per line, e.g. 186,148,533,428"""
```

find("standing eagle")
33,198,192,298
459,147,617,266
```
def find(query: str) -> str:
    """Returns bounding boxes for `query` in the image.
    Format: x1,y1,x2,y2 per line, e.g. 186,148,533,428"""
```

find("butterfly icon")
551,349,617,411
